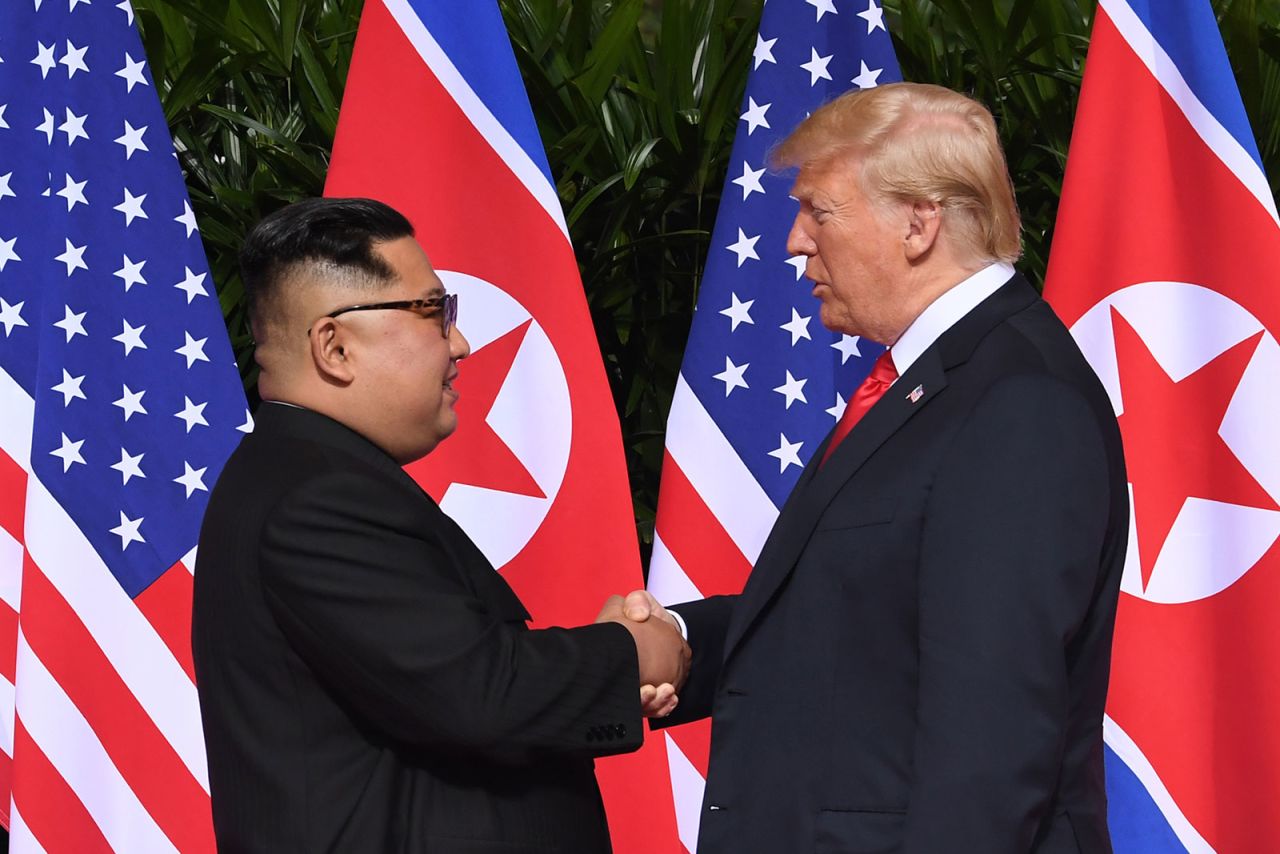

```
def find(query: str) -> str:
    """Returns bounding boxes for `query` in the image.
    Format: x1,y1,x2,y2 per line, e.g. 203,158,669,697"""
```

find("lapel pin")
906,384,924,404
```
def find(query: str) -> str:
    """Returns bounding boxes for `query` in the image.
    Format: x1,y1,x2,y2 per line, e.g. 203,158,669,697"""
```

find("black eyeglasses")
321,293,458,338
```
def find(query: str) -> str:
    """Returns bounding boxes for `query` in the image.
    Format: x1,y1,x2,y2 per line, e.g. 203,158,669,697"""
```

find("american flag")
647,0,901,849
0,1,247,851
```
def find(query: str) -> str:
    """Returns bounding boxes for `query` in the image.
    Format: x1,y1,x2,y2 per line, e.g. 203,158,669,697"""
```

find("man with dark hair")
193,197,687,853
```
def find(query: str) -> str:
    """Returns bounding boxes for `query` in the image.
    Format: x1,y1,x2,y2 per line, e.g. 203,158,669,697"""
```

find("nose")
785,215,816,258
449,325,471,360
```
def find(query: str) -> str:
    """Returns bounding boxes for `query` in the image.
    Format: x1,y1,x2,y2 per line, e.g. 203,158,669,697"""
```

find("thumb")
623,589,655,621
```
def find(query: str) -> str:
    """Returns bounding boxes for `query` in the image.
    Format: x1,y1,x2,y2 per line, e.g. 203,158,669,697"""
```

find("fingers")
640,683,679,718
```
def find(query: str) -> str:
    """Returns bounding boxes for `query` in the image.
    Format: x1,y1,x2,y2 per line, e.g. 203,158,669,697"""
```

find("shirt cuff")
667,607,689,641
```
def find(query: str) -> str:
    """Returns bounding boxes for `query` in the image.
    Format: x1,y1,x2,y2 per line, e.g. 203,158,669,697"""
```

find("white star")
174,462,209,498
31,42,57,78
753,34,778,69
114,188,147,225
800,48,834,86
712,356,750,397
773,370,808,409
114,120,148,159
237,409,255,433
54,238,88,275
175,396,209,432
0,104,8,131
719,292,755,331
740,97,771,136
115,52,148,92
113,384,147,420
60,40,89,78
0,172,14,201
726,228,761,267
114,319,147,355
852,60,883,90
176,331,210,368
173,266,208,302
732,161,766,200
805,0,838,21
768,434,804,473
785,255,808,281
59,108,89,147
69,0,93,13
50,433,86,472
175,200,198,237
826,392,848,421
857,0,887,33
109,511,146,550
36,108,55,144
114,254,147,291
111,448,146,485
56,173,88,211
0,298,28,336
0,235,19,271
51,369,87,406
53,305,87,341
832,334,863,364
780,308,813,345
116,0,134,25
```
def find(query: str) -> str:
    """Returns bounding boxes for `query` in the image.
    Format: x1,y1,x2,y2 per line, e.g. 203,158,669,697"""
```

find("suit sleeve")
258,468,642,762
902,375,1113,853
651,594,735,729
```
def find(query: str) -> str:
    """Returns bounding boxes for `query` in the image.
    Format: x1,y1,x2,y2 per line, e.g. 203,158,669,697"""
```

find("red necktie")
820,350,897,467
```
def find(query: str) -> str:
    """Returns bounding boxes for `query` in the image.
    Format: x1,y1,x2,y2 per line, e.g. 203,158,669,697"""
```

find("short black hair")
240,197,415,334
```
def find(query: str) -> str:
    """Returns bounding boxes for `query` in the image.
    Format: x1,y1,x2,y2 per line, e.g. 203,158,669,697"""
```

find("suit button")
586,728,597,742
603,727,615,741
614,724,627,739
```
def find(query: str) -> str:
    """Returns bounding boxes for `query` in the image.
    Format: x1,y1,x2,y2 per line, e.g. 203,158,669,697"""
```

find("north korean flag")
1044,0,1280,851
324,0,680,849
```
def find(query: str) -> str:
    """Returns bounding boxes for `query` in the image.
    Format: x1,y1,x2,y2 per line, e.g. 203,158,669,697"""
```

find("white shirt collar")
889,261,1015,376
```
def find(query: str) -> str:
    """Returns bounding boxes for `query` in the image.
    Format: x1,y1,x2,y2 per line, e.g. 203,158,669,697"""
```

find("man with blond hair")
628,83,1128,852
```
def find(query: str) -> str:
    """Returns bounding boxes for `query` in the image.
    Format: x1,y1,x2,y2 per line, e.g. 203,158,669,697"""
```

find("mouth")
443,371,458,394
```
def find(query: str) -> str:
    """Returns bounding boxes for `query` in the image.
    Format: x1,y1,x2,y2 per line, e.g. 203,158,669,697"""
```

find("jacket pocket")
814,499,897,531
814,808,904,853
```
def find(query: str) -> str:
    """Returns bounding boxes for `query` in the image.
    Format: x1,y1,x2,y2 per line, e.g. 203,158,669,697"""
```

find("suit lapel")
721,274,1041,662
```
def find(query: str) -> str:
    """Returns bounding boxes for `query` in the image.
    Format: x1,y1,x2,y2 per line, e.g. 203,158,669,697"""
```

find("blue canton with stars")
0,0,248,597
683,0,901,506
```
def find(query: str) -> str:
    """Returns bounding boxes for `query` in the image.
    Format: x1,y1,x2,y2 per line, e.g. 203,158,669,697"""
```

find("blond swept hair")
770,82,1022,264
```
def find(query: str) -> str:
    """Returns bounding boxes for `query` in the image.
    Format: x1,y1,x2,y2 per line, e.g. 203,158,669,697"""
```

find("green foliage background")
133,0,1280,550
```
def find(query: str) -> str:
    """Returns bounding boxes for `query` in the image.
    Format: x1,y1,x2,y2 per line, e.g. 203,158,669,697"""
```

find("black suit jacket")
193,404,642,853
663,275,1128,854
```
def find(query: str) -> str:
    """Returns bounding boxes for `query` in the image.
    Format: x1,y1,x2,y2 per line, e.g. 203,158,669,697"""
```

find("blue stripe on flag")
403,0,556,189
1123,0,1263,168
1104,744,1188,853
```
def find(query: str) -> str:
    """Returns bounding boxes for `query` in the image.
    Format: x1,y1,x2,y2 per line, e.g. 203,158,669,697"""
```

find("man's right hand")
597,595,690,692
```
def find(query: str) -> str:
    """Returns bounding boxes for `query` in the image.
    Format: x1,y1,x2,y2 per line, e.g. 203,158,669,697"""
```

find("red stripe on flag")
654,452,753,597
20,555,215,854
0,450,25,543
0,599,17,685
10,716,113,854
667,717,713,780
134,562,197,684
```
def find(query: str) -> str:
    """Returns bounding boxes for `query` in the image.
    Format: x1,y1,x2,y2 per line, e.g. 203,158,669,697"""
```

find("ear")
308,317,356,385
903,200,943,262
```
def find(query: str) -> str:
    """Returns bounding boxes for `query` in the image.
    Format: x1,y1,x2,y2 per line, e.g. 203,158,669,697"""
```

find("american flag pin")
907,384,925,403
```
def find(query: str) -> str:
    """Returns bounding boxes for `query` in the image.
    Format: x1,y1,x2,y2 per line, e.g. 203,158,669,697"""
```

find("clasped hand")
596,590,688,719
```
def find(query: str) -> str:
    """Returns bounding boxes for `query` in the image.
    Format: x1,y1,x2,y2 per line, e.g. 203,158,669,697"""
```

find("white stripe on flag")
665,376,778,563
180,546,198,577
1103,713,1213,853
663,731,706,854
8,801,50,854
0,370,33,473
0,672,13,758
380,0,570,238
647,532,706,605
1101,0,1279,225
23,479,209,791
0,524,21,612
15,631,179,854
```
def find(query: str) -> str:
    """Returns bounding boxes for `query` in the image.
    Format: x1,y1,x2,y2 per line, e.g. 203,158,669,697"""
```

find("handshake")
596,590,689,719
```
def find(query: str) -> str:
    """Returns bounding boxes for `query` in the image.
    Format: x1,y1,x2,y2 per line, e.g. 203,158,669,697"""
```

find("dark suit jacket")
193,403,642,853
662,275,1128,854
